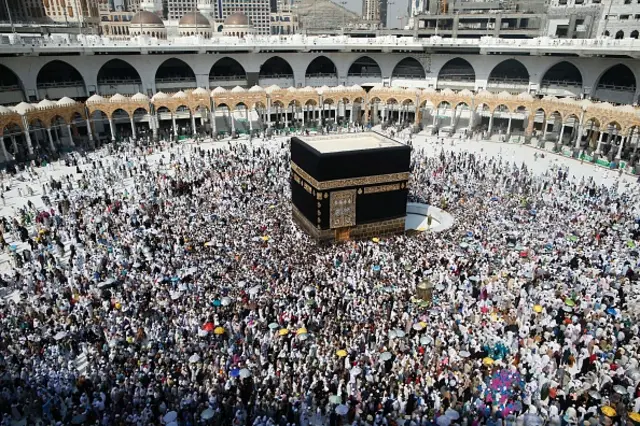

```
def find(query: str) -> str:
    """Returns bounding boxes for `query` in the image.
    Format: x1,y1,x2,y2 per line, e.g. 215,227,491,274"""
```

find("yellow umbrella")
483,357,494,366
601,406,617,417
204,241,215,247
336,349,348,358
628,412,640,423
533,304,543,313
115,302,122,310
419,321,427,328
278,328,289,336
296,327,307,335
372,238,380,243
214,326,225,335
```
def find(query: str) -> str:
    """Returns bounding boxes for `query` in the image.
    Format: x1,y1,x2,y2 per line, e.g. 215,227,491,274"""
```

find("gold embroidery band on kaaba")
291,162,409,191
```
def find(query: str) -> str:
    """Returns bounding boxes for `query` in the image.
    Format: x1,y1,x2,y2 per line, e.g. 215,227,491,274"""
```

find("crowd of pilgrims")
0,137,639,426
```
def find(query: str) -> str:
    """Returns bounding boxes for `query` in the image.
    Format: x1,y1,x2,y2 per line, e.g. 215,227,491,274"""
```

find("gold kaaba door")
335,227,351,241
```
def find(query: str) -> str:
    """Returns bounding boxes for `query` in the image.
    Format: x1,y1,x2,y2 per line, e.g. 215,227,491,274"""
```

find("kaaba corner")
290,132,411,243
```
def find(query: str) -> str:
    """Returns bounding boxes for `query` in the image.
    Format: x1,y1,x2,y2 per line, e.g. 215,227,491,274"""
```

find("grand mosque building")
1,9,640,166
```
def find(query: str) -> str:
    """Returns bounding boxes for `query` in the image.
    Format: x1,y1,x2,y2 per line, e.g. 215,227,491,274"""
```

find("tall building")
362,0,387,27
218,0,271,35
167,0,197,20
0,0,47,22
43,0,102,26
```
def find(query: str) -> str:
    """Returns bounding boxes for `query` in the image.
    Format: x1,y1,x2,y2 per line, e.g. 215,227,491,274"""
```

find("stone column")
558,125,565,145
10,136,17,154
249,108,254,132
0,135,10,162
23,128,33,155
86,118,94,142
574,122,583,148
46,128,56,152
542,119,548,138
130,117,137,140
488,114,494,135
190,112,197,136
432,108,437,126
230,109,235,133
211,105,217,136
506,114,512,135
617,136,626,159
67,124,75,146
596,131,604,154
152,114,159,140
351,103,356,124
171,114,178,137
108,117,116,141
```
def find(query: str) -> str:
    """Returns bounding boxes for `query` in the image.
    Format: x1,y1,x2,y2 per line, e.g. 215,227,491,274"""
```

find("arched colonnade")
4,85,640,161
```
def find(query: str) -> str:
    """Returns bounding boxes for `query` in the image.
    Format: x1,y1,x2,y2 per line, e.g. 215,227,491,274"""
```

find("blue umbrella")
372,265,381,272
171,276,180,282
9,244,17,252
530,209,537,216
490,196,499,201
212,300,221,307
230,368,240,378
606,307,617,316
466,231,473,238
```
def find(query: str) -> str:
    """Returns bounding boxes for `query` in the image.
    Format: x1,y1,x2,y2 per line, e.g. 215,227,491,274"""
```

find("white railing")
3,34,640,53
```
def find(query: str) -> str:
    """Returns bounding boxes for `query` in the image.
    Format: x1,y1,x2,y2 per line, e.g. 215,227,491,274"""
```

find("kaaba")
290,132,411,242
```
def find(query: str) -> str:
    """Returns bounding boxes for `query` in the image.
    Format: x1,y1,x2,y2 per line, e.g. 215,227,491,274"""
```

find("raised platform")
405,202,454,233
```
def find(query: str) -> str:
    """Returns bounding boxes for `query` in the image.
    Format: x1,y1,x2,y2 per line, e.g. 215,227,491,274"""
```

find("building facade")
270,11,299,34
218,0,270,35
43,0,102,26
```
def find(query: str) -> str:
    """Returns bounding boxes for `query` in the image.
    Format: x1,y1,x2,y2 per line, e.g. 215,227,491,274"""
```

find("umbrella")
268,322,279,330
278,328,289,336
189,354,201,363
296,327,307,335
629,413,640,424
565,299,575,307
588,390,601,400
240,368,251,379
372,237,380,243
214,326,225,335
249,285,260,296
336,349,348,358
170,291,181,300
394,329,406,338
97,278,117,289
412,323,424,331
197,329,208,337
230,368,240,378
533,304,543,313
329,395,342,404
204,241,215,247
221,297,232,306
335,405,349,415
54,331,68,341
163,411,178,423
351,366,362,376
203,322,214,332
201,408,215,420
297,333,308,341
601,406,617,417
212,299,221,307
483,357,494,366
380,352,392,361
420,336,429,345
459,350,470,358
261,236,270,242
613,385,627,395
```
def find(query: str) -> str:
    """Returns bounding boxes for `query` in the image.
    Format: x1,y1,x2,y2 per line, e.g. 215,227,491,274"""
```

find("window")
620,15,630,20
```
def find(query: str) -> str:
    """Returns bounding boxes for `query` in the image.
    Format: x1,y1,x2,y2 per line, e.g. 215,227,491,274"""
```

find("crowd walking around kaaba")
0,133,640,426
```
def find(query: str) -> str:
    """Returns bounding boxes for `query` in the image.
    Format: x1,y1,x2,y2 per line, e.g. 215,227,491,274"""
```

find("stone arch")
437,58,475,88
210,57,247,80
305,56,337,78
0,64,26,101
347,56,382,77
391,57,425,80
36,60,86,95
488,59,529,86
97,59,142,86
540,61,583,90
615,30,624,39
631,30,639,39
155,58,197,86
594,64,637,104
259,56,294,78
